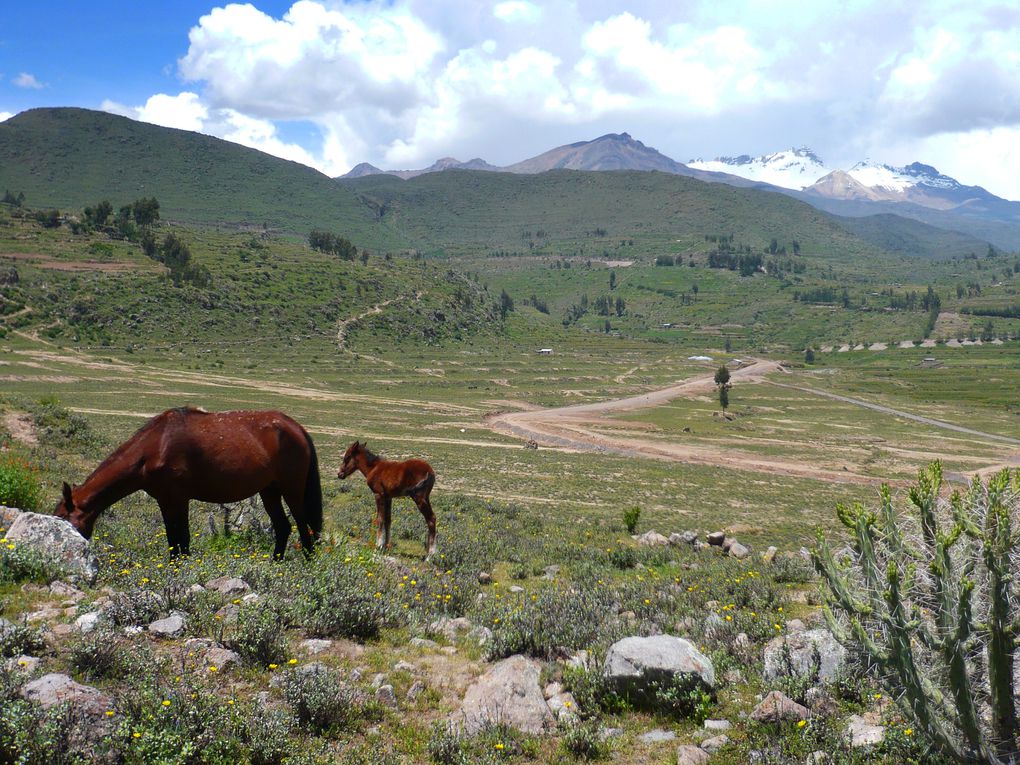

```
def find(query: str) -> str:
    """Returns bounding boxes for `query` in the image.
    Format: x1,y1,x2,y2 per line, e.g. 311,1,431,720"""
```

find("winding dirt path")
485,360,1018,486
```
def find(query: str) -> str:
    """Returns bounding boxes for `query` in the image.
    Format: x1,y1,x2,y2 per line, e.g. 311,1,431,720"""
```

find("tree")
499,290,514,321
614,296,626,317
132,197,160,227
714,365,731,412
609,270,616,290
804,347,815,364
84,200,113,227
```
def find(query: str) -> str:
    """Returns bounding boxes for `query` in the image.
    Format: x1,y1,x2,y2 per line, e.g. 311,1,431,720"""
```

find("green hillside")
0,108,401,246
833,213,991,260
344,168,889,268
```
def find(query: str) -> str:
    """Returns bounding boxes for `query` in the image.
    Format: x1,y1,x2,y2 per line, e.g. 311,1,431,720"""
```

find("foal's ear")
62,481,74,507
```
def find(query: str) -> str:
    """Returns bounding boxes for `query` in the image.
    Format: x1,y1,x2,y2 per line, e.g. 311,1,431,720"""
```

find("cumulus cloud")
493,1,540,23
100,91,334,174
80,0,1020,196
0,111,13,123
14,72,44,89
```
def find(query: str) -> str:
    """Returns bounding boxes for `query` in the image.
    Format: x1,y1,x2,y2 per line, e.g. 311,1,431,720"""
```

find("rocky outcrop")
603,635,715,700
459,655,554,735
6,512,99,584
763,629,846,683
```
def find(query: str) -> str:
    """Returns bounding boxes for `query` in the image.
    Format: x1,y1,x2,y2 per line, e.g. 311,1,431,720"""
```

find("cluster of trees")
963,305,1020,319
2,190,25,207
794,287,851,307
521,294,549,314
592,294,626,317
141,231,211,287
498,290,514,320
308,230,359,260
71,197,160,239
707,251,763,276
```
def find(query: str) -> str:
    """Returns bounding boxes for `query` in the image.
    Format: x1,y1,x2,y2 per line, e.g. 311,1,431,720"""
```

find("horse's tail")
303,430,323,539
409,470,436,495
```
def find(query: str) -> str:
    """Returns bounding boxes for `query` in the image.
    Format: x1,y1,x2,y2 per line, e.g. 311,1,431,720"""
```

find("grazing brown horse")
337,441,436,559
55,407,322,559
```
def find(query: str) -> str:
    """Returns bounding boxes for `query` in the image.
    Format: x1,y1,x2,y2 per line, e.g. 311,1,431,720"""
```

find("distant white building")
537,348,553,355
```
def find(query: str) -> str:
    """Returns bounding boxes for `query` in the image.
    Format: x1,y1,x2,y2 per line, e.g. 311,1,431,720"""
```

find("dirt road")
485,360,1017,485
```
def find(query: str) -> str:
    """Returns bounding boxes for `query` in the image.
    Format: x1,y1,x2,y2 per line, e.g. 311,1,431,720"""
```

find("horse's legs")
281,487,315,559
157,499,190,557
260,489,291,560
383,497,393,551
373,494,388,551
413,493,437,560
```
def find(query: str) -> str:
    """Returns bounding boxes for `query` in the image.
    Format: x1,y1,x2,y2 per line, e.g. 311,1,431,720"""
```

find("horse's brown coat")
338,441,437,558
55,407,322,558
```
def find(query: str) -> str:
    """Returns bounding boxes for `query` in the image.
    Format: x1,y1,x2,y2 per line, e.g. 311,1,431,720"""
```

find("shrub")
427,721,536,765
67,625,134,680
481,586,618,660
0,456,41,511
229,603,288,667
0,621,45,658
560,719,610,760
607,546,637,570
650,673,715,722
280,665,368,734
815,462,1020,764
105,588,167,627
622,506,641,534
0,540,49,584
237,705,293,765
296,552,390,639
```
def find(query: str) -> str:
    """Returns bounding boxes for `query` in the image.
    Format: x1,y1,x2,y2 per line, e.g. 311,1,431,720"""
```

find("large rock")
676,745,710,765
148,612,187,638
763,629,846,683
749,690,811,723
20,673,116,760
0,504,23,529
603,635,715,700
6,512,98,584
847,714,885,747
634,530,670,546
459,655,554,735
204,576,251,597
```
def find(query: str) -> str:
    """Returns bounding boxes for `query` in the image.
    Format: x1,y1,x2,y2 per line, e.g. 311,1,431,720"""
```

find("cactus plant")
813,462,1020,764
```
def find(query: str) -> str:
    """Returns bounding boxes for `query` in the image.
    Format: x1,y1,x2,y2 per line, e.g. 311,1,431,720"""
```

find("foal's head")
54,482,98,539
338,441,365,479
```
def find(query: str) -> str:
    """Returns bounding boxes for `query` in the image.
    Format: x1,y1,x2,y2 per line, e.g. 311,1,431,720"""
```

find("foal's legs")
157,499,191,556
412,492,437,560
373,494,391,551
260,489,292,560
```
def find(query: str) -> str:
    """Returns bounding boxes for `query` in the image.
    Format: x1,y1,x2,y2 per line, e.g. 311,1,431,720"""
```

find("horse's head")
338,441,362,479
54,482,98,539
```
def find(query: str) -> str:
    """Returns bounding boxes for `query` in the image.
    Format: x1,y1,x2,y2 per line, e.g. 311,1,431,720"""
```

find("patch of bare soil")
3,412,38,445
484,360,1017,485
0,252,160,273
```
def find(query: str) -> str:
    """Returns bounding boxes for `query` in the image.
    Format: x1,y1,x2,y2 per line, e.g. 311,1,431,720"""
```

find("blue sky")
3,1,1019,199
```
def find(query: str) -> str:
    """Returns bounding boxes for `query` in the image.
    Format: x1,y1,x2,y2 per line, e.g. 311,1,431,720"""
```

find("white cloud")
913,127,1020,200
493,1,540,23
76,1,1020,197
100,91,332,173
0,112,12,123
14,72,44,89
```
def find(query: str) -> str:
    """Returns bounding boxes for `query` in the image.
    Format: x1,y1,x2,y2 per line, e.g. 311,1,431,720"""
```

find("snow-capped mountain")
687,148,831,190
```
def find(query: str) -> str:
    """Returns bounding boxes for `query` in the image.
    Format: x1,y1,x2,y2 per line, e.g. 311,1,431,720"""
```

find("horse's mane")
358,443,381,466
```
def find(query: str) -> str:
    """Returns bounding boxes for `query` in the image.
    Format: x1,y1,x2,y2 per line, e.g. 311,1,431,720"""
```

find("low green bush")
229,603,288,668
295,551,390,639
0,456,41,511
280,665,370,735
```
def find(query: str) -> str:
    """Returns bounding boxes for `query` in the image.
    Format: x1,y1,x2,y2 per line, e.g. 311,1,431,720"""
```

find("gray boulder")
749,690,811,723
676,745,710,765
847,714,885,747
728,541,750,559
148,612,187,638
204,576,250,598
0,504,22,528
763,629,846,683
634,530,670,546
6,512,98,584
459,655,554,735
638,729,676,743
669,531,698,546
603,635,715,700
19,672,118,758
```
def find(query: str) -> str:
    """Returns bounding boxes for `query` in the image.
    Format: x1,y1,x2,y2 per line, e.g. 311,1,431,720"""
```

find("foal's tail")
303,430,324,539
